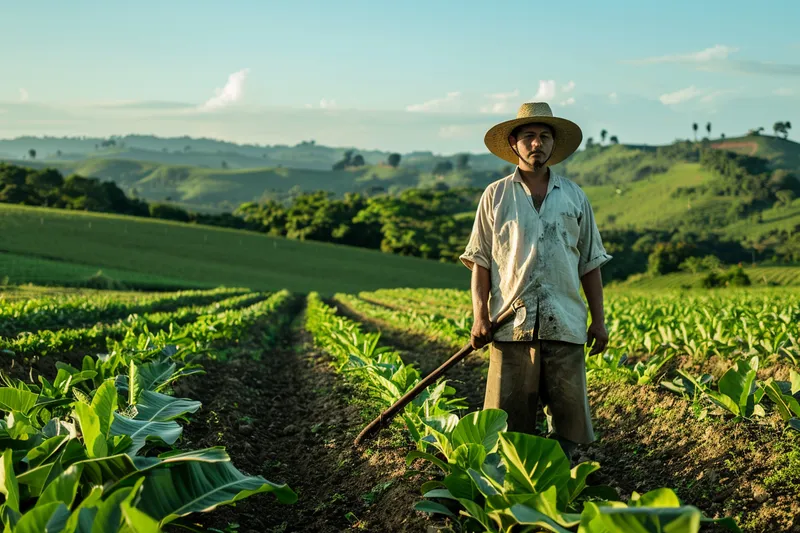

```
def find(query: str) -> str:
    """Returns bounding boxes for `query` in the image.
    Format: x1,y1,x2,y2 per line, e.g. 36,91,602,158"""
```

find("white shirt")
459,167,612,344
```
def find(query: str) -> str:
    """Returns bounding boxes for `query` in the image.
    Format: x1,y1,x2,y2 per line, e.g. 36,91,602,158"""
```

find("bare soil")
176,309,436,533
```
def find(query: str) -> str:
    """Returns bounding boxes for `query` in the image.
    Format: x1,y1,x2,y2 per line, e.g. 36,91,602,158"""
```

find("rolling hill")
0,203,467,295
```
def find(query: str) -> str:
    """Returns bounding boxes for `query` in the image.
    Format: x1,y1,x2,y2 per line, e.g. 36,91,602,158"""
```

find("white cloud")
200,68,250,111
406,91,461,112
319,98,337,109
628,45,738,65
561,81,576,93
608,92,618,103
19,88,29,102
559,97,576,106
659,86,703,105
774,87,795,96
480,89,519,114
533,80,556,100
438,125,471,138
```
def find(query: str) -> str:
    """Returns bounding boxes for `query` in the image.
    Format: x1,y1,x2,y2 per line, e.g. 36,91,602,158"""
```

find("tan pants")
484,340,595,445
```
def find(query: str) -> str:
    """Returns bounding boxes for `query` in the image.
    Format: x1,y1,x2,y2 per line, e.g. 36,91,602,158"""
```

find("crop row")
1,291,269,358
342,290,800,435
0,289,297,532
307,293,740,532
357,289,800,371
0,286,248,338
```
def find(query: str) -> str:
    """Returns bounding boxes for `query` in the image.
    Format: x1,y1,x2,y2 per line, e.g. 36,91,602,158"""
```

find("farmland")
2,283,798,532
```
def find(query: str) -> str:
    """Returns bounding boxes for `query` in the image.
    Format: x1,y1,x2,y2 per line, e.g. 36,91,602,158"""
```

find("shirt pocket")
560,212,580,249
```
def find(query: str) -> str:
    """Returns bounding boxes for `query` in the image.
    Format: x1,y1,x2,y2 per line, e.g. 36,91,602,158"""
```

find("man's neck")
518,165,550,190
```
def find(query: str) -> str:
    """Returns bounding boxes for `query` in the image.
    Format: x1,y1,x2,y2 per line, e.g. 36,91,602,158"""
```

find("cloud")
561,81,576,93
659,86,703,105
19,88,29,102
406,91,461,112
480,89,519,114
438,125,472,138
319,98,337,109
626,45,800,77
94,100,195,110
626,44,737,65
559,97,576,106
200,68,250,111
608,92,618,103
533,80,556,100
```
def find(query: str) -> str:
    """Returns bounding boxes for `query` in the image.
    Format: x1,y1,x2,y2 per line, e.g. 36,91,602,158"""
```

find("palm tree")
609,135,619,145
706,122,711,137
600,129,608,144
692,123,698,141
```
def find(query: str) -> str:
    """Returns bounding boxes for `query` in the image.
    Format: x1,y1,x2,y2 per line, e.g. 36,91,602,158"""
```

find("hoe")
354,299,524,445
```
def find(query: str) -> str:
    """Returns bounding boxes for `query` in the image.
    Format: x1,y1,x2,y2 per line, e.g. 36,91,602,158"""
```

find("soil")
175,308,437,533
711,141,759,156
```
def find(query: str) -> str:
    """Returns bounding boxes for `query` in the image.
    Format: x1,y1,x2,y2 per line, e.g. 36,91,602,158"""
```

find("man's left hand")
586,322,609,355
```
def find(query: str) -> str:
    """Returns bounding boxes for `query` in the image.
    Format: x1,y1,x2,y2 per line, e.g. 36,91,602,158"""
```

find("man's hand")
471,314,493,350
586,321,608,355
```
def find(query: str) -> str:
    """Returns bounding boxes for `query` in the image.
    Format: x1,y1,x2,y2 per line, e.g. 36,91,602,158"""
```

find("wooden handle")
353,304,518,446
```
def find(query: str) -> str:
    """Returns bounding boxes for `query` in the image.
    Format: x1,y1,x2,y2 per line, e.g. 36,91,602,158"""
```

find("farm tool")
354,299,524,445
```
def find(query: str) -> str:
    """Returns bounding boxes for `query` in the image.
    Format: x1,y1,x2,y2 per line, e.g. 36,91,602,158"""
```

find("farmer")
459,102,612,460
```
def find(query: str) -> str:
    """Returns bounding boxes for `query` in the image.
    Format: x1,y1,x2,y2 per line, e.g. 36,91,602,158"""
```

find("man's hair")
509,122,555,140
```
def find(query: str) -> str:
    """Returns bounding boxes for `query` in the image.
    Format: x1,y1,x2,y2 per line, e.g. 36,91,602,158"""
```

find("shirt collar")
512,166,561,192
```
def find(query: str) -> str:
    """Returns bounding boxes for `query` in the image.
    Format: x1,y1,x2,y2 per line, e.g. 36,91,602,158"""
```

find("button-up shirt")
459,167,612,344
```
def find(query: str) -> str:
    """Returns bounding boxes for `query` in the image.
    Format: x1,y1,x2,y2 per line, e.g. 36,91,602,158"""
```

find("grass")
0,203,467,295
617,265,800,290
0,252,210,291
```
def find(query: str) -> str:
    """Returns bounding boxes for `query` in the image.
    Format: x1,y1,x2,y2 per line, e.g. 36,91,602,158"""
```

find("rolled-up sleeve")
459,188,494,271
577,192,612,277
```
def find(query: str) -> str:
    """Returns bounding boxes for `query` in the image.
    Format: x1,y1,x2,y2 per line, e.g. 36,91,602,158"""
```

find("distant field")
618,265,800,289
0,204,467,295
0,252,211,290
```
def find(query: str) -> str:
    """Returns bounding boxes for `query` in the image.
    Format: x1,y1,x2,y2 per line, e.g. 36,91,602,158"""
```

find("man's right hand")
471,315,493,350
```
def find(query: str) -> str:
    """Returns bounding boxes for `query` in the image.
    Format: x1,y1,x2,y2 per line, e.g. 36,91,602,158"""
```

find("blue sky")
1,0,798,154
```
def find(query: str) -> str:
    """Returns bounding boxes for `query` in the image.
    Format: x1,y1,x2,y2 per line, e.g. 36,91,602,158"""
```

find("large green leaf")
38,465,83,508
458,498,498,532
62,485,103,533
449,443,487,471
0,389,39,415
579,505,702,533
92,381,119,440
412,500,455,518
763,379,800,422
451,409,508,453
405,450,448,473
629,488,681,508
119,502,162,533
74,402,108,458
90,485,138,533
13,502,70,533
134,460,297,525
568,461,601,504
716,359,758,417
442,469,480,500
25,436,67,469
109,413,182,455
497,432,571,506
0,449,20,513
133,391,201,422
496,503,573,533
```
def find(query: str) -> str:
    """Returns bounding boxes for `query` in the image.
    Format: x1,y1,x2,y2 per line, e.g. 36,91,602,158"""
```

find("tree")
609,135,619,145
432,160,454,175
332,150,354,170
28,149,36,160
774,121,786,137
387,153,401,168
586,137,595,149
692,123,698,141
600,129,608,144
56,150,62,157
221,160,228,169
786,121,792,139
706,122,711,137
775,189,796,208
721,133,726,140
351,154,365,167
184,145,191,152
455,153,470,170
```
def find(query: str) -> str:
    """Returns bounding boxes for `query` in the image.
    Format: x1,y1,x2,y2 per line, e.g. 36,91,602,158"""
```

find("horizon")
2,0,798,154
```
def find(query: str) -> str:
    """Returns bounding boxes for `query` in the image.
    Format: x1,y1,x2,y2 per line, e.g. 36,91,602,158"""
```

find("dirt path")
177,306,434,533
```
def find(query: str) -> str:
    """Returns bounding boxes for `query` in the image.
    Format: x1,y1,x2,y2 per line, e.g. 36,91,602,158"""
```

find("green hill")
0,203,467,295
617,265,800,290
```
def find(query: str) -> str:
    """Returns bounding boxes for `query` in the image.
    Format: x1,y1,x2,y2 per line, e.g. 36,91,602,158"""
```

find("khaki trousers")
484,340,595,445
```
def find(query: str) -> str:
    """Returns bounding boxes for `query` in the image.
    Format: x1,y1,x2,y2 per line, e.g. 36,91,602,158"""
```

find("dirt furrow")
177,306,433,533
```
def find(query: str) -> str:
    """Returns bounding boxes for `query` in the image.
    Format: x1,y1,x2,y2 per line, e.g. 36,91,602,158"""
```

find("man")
459,102,611,459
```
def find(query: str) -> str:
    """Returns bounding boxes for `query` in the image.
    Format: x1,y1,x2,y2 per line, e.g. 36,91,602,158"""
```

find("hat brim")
484,116,583,166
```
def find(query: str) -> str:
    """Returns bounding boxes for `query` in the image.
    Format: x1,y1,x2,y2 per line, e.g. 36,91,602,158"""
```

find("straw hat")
484,102,583,166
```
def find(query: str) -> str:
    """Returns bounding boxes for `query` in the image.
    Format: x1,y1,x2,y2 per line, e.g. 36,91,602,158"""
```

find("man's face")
509,124,555,170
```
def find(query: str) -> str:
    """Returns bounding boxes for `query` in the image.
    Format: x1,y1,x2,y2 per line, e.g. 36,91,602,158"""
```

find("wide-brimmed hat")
484,102,583,166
